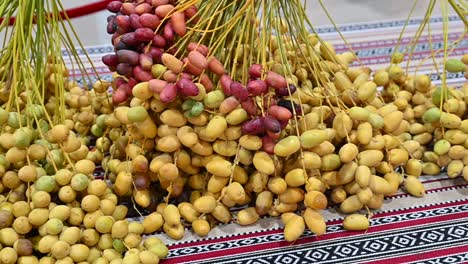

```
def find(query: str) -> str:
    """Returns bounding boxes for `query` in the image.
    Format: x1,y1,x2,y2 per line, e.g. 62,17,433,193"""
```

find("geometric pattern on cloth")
411,253,468,264
66,15,467,264
69,16,467,88
167,200,468,263
211,221,468,264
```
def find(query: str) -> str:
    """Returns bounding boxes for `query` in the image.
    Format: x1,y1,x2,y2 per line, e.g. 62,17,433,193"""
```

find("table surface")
68,15,468,263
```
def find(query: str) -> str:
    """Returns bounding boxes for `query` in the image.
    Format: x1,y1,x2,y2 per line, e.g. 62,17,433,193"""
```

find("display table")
71,15,468,263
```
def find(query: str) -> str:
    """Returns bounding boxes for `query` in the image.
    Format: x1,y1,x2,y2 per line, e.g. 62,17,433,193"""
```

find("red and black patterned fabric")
74,15,467,263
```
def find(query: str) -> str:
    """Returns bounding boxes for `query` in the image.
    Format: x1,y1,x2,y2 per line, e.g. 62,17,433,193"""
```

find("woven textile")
70,16,468,264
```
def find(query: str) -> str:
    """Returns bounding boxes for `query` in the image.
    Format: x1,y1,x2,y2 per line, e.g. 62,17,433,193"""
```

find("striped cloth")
72,16,468,264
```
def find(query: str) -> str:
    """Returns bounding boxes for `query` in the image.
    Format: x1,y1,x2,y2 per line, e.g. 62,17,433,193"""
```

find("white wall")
62,0,111,46
1,1,457,47
64,0,455,46
305,0,454,26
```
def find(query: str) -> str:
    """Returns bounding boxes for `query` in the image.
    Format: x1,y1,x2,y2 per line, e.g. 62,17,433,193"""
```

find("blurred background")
64,0,456,46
